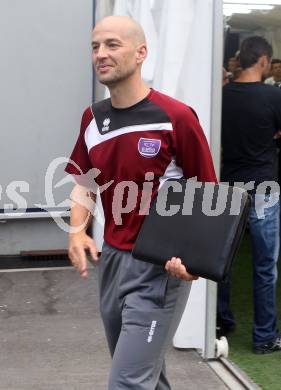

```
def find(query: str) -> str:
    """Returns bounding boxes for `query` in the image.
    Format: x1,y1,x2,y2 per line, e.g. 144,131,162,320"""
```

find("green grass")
227,232,281,390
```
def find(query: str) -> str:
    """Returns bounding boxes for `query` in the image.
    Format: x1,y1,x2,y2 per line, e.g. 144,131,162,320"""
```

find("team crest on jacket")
138,138,161,158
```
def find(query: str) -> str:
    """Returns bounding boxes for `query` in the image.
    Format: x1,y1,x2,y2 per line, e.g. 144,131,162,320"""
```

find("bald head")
94,15,146,47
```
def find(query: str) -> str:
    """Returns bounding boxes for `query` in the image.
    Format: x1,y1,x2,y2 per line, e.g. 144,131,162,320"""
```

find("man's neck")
235,67,262,83
108,78,150,109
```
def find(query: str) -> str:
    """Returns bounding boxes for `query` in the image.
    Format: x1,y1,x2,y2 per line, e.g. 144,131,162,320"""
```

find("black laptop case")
132,179,251,282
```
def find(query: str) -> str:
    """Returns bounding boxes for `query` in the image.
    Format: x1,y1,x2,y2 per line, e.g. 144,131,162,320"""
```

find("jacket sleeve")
65,107,93,176
173,106,217,182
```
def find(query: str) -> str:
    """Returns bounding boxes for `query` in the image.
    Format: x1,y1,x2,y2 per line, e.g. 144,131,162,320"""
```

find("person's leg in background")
217,272,236,337
249,193,280,353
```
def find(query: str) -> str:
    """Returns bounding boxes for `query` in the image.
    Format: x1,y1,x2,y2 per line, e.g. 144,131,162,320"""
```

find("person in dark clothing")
218,36,281,354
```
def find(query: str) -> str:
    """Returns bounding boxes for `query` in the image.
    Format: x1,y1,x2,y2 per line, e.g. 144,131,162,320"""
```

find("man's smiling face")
92,18,145,87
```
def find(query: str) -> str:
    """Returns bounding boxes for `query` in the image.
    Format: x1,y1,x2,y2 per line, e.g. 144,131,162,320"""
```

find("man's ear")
136,43,147,64
259,55,269,69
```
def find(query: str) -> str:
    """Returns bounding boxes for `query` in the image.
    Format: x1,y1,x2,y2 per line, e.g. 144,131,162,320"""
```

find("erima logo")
102,118,110,133
147,320,157,343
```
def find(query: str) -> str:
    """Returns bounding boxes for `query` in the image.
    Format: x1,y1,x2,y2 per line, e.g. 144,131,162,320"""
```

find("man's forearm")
70,184,96,235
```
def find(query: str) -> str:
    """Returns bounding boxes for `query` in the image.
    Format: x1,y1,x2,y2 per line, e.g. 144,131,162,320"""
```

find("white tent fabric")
112,0,213,141
113,0,158,83
258,28,281,59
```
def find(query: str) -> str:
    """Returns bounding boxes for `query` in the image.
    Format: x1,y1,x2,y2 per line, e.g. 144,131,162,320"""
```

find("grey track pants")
98,242,192,390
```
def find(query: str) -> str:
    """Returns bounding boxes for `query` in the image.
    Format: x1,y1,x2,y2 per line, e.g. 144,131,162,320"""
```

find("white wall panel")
0,0,93,254
0,0,93,209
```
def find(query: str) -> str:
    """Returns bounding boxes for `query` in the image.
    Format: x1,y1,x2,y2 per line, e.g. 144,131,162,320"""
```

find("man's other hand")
165,257,199,281
68,233,99,279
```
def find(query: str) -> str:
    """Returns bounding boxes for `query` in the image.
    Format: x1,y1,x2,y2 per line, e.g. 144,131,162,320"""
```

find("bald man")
65,16,216,389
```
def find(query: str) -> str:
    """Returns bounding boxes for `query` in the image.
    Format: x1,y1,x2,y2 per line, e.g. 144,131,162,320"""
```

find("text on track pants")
98,243,192,390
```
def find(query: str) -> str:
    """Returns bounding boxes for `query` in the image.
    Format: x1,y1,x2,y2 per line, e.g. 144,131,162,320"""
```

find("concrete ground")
0,267,228,390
